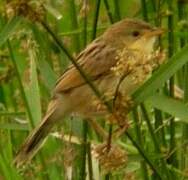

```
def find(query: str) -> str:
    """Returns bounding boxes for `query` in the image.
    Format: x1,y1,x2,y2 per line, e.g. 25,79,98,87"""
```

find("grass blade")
147,94,188,123
0,16,22,47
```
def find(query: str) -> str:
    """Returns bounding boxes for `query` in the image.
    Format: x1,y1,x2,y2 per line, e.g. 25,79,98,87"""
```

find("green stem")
68,0,80,52
87,143,93,180
80,2,88,179
82,0,88,47
154,109,167,147
125,131,163,179
140,104,171,180
140,0,148,21
103,0,114,23
178,0,188,171
91,0,101,40
178,0,187,47
113,0,121,21
151,0,156,12
80,121,88,180
132,108,149,180
105,173,110,180
167,0,178,171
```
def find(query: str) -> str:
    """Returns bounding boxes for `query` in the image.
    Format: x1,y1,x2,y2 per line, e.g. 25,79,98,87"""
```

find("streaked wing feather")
55,38,117,93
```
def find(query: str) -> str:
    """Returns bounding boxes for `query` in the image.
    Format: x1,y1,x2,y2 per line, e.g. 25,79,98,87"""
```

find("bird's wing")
54,38,117,93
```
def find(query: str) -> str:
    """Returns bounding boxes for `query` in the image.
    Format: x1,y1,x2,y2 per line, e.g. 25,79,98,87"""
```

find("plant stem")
167,0,178,172
178,0,188,171
140,0,148,21
103,0,114,23
113,0,121,21
68,0,80,52
140,104,171,180
80,2,88,178
87,143,93,180
91,0,101,40
132,108,149,180
80,121,88,180
154,109,167,147
125,131,163,179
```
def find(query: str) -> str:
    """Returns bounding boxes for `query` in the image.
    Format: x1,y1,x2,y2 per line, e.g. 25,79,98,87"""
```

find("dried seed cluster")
107,93,133,126
93,143,128,173
6,0,45,22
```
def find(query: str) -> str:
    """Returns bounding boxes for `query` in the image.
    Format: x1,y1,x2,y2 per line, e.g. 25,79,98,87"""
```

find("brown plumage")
13,18,163,167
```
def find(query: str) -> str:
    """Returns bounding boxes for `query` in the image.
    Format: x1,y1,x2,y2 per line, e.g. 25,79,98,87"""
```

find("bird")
13,18,163,167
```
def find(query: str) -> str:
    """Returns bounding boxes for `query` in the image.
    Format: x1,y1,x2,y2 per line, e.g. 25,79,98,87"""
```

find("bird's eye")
132,30,140,37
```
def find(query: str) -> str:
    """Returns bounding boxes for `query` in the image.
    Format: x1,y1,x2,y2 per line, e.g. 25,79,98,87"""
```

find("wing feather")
54,38,117,93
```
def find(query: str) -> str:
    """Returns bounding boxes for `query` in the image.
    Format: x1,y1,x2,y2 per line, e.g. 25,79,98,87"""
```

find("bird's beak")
144,28,165,38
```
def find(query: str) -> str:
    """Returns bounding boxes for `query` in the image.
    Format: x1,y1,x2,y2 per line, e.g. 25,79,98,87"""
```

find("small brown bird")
13,18,163,167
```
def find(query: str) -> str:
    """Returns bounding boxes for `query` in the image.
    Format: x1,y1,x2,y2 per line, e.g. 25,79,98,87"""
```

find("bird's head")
103,18,164,54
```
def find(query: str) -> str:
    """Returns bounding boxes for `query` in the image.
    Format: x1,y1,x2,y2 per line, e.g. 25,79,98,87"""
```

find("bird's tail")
13,98,63,168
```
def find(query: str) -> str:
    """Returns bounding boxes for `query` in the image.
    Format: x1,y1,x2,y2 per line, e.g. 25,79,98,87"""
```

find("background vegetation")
0,0,188,179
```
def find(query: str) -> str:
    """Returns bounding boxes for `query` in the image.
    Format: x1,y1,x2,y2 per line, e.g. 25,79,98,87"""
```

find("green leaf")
31,25,57,91
147,94,188,123
24,47,42,126
133,44,188,104
0,16,22,47
11,42,42,127
0,151,21,180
